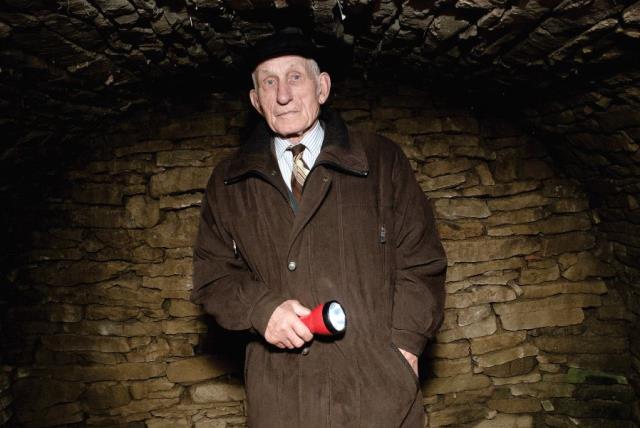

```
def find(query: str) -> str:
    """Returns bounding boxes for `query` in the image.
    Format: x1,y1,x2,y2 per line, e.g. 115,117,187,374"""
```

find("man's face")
250,55,331,143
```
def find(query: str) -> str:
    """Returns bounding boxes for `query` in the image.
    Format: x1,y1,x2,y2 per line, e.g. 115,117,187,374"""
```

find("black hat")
250,27,319,72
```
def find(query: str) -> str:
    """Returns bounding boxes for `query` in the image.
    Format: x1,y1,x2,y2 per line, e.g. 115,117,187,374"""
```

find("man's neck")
277,120,320,145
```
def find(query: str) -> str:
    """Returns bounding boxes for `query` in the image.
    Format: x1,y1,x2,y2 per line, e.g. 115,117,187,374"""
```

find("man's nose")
276,82,293,105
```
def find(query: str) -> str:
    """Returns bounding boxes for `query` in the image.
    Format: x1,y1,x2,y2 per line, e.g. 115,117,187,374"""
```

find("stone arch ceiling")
0,0,639,136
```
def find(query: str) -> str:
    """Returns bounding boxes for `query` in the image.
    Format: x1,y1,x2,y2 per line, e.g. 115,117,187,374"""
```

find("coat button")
301,346,310,356
287,261,297,271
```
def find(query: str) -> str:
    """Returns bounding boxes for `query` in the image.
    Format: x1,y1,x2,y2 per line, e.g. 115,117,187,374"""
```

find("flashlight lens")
327,302,346,332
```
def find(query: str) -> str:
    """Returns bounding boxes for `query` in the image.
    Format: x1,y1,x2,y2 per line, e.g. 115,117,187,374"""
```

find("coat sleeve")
390,145,447,357
190,170,286,335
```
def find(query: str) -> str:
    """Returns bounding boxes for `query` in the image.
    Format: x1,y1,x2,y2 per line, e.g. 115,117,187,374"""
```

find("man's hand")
265,300,313,349
399,348,418,376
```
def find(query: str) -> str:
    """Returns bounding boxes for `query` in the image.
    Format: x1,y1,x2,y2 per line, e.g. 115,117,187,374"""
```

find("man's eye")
265,78,276,86
290,74,301,81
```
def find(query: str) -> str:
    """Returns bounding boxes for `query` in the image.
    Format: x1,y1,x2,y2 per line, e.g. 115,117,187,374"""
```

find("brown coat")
191,110,447,428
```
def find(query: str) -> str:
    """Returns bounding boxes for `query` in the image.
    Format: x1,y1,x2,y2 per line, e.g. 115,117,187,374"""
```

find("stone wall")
1,82,637,427
523,69,640,426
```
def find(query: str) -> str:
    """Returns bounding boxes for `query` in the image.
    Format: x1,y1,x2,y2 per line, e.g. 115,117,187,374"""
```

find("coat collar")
224,109,369,184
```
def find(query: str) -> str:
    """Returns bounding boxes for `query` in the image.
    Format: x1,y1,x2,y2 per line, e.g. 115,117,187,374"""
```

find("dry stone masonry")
2,81,637,427
523,69,640,428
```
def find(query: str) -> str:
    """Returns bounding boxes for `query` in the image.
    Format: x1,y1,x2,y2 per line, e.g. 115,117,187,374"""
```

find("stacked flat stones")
523,69,640,428
2,82,636,427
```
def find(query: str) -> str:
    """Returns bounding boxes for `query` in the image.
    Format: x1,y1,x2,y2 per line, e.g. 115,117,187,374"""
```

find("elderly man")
191,28,447,428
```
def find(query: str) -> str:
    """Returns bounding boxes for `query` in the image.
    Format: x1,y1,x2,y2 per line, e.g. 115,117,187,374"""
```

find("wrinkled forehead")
253,55,309,77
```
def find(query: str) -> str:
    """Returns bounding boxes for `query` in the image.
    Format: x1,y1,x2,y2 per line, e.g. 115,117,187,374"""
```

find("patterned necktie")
288,144,309,203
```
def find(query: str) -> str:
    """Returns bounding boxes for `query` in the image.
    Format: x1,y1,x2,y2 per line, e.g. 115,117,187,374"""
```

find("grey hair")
251,58,321,90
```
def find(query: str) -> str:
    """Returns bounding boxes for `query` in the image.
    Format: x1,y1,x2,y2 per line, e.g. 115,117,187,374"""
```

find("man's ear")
317,72,331,105
249,89,263,115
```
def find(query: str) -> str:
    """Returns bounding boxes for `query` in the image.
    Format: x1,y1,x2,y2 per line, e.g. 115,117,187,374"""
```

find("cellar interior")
1,0,640,426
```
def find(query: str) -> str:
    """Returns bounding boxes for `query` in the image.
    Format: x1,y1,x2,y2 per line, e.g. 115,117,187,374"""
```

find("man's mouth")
277,111,298,117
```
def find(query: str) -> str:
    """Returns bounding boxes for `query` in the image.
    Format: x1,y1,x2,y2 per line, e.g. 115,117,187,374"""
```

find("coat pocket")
390,344,419,390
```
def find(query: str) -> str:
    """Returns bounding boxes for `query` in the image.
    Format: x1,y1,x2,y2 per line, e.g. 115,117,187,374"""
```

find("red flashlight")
300,300,347,336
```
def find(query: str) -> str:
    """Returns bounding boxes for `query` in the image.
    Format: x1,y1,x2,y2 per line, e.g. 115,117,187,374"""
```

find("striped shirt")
273,120,324,191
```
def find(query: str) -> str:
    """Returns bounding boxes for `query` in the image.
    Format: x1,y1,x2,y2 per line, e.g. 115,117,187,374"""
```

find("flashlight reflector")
326,301,346,333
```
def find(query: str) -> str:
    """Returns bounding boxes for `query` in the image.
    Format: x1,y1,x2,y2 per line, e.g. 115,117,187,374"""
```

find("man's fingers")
288,335,305,349
292,319,313,342
269,324,309,349
290,300,311,317
289,301,312,340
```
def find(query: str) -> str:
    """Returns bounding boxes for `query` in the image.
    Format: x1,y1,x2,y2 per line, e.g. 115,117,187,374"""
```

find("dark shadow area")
0,132,90,365
195,315,253,377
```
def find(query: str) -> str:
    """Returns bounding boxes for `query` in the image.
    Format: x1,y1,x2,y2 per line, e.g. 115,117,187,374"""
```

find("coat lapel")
223,120,291,207
287,171,333,250
314,110,369,177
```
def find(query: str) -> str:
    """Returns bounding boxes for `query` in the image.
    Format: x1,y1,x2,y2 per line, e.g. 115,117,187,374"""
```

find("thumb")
291,300,311,317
